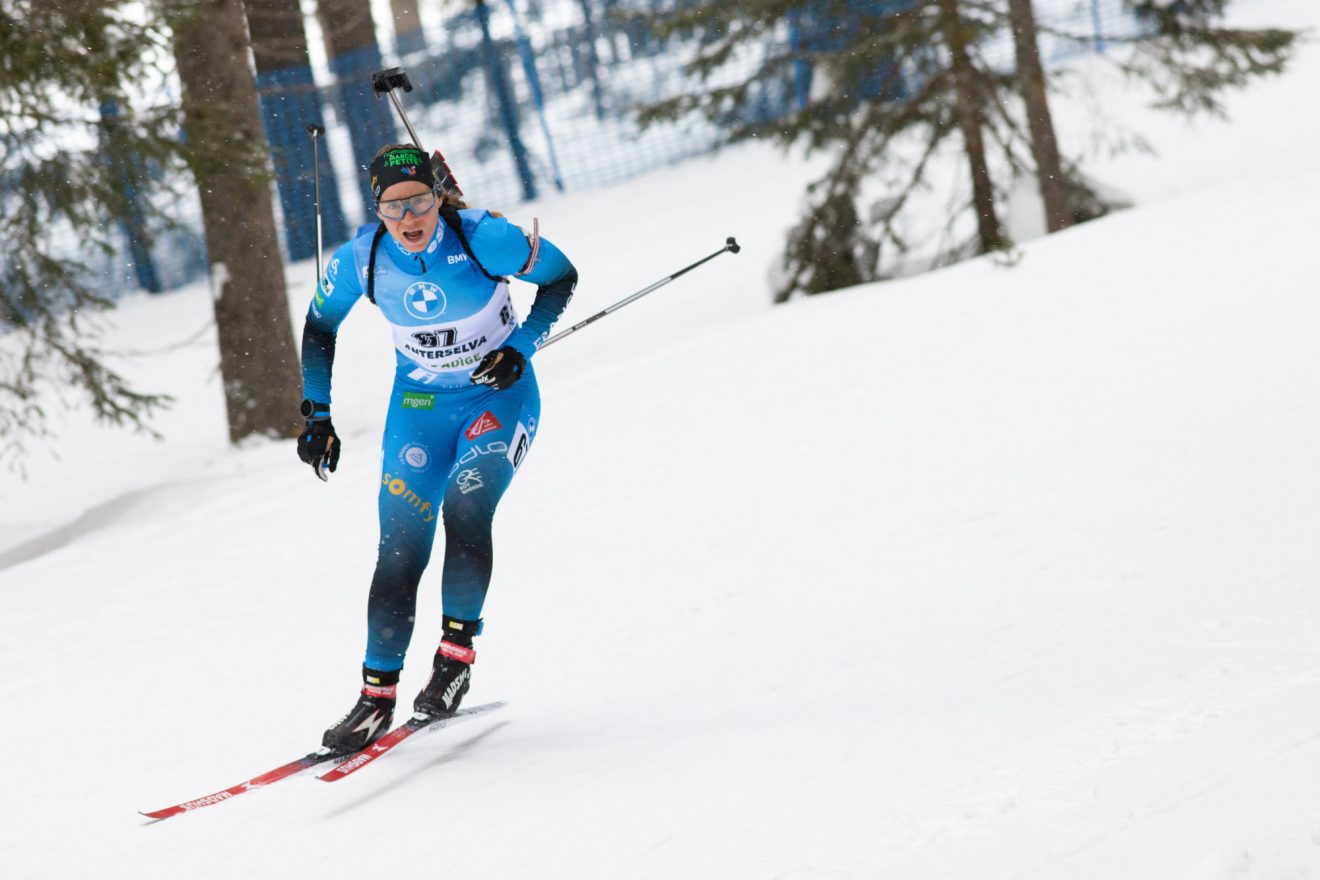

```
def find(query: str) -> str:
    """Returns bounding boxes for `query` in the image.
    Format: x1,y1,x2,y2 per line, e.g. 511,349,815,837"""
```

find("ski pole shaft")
307,124,326,289
385,89,424,151
371,66,463,194
540,237,740,349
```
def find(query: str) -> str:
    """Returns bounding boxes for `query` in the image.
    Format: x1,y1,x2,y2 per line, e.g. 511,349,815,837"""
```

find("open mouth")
402,228,426,246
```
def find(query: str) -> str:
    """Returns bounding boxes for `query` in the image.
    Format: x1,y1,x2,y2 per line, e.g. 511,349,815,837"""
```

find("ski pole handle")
372,67,425,151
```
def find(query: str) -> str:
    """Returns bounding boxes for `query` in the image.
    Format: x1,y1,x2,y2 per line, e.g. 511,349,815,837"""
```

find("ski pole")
371,67,424,151
540,237,741,349
371,66,464,195
307,124,327,290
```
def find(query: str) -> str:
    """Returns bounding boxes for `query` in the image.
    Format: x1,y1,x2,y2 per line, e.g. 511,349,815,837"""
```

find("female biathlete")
297,144,576,754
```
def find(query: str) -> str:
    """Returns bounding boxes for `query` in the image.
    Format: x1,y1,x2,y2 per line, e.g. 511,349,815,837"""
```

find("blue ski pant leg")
440,373,541,622
364,386,457,672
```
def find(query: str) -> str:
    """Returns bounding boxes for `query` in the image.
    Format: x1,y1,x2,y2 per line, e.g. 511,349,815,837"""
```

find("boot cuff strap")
438,641,476,664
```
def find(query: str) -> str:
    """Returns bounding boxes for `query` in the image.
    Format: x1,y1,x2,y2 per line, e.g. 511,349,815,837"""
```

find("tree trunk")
247,0,310,70
937,0,1004,253
318,0,378,57
1006,0,1072,232
389,0,425,53
170,0,301,443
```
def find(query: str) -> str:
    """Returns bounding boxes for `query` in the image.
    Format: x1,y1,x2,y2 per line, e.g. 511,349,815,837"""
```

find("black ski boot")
414,616,479,719
322,667,398,755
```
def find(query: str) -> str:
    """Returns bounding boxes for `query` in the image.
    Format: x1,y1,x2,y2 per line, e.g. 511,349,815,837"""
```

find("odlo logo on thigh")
382,473,436,523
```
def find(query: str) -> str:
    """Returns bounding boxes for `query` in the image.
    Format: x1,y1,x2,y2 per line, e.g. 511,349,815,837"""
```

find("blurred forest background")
0,0,1298,461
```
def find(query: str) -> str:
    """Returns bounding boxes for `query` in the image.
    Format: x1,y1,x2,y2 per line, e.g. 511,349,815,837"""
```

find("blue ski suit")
301,209,574,672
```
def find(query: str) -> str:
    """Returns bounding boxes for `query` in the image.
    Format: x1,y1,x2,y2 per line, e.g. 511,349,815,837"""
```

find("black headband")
369,146,435,201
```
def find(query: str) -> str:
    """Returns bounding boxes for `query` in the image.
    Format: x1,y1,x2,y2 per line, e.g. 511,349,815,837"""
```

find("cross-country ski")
140,752,339,821
140,702,505,819
318,702,507,783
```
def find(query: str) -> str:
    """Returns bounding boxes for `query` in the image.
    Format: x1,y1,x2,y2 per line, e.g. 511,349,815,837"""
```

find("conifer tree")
640,0,1029,300
1098,0,1296,117
1007,0,1296,234
166,0,302,443
639,0,1298,300
0,0,182,470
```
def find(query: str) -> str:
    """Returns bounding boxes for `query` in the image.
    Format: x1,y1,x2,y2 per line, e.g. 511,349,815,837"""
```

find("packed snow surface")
2,2,1318,876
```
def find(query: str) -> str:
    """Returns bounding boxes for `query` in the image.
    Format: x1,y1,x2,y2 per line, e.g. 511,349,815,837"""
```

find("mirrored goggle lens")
377,191,436,219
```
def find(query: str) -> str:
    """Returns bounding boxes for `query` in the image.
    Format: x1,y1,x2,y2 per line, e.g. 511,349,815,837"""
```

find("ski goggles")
376,190,437,220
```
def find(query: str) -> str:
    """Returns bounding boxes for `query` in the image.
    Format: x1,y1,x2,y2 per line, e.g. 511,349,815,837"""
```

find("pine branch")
0,0,190,471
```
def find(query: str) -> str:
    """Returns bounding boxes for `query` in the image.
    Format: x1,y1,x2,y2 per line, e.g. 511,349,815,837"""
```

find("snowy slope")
3,2,1320,877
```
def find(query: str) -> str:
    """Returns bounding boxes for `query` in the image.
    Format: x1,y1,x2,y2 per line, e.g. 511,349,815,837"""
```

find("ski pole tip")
306,124,325,137
726,237,740,254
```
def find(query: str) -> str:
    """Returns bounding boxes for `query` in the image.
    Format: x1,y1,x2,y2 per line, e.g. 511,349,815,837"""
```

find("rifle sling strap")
365,206,503,306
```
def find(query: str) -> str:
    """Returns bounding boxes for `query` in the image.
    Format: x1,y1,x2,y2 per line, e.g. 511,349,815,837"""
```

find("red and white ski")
141,750,339,821
140,701,505,819
318,701,506,783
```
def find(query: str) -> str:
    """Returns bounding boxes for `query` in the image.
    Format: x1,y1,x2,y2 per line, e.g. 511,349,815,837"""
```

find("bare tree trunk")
247,0,310,69
1006,0,1072,233
169,0,301,442
937,0,1004,253
389,0,423,46
318,0,378,57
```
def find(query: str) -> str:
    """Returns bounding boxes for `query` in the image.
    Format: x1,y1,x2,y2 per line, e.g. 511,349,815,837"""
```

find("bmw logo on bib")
403,281,447,320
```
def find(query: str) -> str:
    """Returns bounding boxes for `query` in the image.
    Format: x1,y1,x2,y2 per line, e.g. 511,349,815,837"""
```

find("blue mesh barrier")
99,101,163,293
255,64,349,261
327,43,399,222
92,0,1151,296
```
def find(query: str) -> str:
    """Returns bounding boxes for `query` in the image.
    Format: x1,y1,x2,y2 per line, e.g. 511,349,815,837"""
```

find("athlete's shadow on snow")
322,721,510,817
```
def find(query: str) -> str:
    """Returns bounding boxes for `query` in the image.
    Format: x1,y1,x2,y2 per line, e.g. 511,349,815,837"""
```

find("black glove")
471,346,526,391
297,417,340,482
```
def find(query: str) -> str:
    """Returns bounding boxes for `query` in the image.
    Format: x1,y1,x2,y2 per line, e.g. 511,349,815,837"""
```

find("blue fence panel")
88,0,1152,296
255,64,349,262
327,43,400,222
